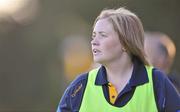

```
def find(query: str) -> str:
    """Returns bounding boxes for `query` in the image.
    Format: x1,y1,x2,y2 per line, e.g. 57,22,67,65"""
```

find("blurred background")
0,0,179,111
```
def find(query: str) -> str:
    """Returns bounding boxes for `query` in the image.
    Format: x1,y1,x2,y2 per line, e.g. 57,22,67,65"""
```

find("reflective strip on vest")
79,66,158,112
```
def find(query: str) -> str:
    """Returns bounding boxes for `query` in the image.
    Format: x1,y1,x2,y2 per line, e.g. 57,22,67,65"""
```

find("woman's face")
91,18,124,64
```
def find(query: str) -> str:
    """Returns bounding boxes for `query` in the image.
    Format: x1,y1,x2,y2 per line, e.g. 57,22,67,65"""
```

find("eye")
100,33,107,37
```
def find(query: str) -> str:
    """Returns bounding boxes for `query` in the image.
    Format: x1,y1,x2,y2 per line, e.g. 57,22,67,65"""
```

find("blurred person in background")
57,7,180,112
145,31,180,92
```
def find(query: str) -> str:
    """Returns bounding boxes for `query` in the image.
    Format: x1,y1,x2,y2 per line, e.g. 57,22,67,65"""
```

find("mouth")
92,49,101,54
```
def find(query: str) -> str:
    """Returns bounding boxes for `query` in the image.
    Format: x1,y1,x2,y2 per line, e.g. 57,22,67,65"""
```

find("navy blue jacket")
57,61,180,112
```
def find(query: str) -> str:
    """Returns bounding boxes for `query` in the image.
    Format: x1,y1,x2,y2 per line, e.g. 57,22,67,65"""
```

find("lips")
92,49,101,54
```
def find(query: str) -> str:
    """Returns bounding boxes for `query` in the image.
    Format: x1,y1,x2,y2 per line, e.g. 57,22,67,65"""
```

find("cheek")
103,40,122,52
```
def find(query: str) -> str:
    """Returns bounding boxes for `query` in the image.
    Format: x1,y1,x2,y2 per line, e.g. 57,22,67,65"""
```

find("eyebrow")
93,31,107,34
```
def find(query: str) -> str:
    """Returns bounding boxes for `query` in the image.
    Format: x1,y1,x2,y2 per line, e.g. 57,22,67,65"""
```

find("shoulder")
70,72,88,87
152,68,167,81
152,68,178,92
68,72,88,97
65,72,89,98
152,68,167,88
62,72,88,97
58,72,88,111
152,68,180,112
168,71,180,92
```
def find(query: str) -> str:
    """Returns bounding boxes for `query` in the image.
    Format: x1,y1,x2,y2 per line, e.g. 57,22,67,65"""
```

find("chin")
93,57,100,63
93,57,104,64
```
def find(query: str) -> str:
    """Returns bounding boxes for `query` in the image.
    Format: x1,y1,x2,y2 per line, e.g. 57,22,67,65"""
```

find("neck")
104,55,133,77
104,55,134,93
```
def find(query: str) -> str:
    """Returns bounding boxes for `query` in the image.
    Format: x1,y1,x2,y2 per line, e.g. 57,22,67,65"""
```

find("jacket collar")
95,60,149,87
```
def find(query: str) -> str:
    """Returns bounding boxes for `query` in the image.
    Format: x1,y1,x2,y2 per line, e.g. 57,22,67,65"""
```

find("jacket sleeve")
164,76,180,112
153,68,180,112
56,86,72,112
56,73,88,112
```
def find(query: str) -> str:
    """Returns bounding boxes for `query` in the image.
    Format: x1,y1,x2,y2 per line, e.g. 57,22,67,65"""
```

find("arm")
56,73,88,112
164,76,180,112
56,86,72,112
153,68,180,112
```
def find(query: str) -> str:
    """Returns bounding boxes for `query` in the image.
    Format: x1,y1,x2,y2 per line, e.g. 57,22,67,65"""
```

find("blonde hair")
93,7,149,65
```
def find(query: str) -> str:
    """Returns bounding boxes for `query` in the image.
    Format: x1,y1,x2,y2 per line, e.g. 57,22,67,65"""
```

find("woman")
57,7,180,112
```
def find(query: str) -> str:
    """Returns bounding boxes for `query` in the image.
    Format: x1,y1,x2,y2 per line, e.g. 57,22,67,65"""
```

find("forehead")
93,18,114,33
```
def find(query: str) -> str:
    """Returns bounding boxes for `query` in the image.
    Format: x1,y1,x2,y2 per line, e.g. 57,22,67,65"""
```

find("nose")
91,38,99,46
